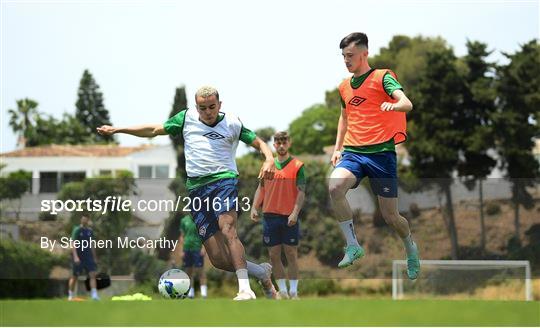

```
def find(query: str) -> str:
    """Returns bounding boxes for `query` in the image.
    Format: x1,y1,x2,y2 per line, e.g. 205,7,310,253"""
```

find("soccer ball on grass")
158,269,190,299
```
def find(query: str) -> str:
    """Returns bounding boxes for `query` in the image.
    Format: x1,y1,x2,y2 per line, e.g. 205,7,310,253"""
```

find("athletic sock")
276,279,288,293
200,284,208,298
236,269,252,293
246,261,267,280
188,287,195,298
289,280,298,295
402,234,417,257
339,219,360,247
91,288,98,299
68,290,75,300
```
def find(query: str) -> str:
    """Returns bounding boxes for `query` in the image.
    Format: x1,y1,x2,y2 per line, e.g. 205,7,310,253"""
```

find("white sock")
236,269,252,293
276,279,287,293
402,234,417,257
200,284,208,297
289,280,298,295
246,261,267,280
91,288,98,298
339,219,360,247
188,287,195,298
68,290,75,299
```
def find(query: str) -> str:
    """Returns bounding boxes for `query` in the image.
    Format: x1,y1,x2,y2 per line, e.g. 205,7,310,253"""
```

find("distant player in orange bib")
251,131,306,299
329,32,420,279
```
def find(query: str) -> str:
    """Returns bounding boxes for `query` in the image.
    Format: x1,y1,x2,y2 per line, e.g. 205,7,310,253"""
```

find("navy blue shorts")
72,257,97,276
262,213,300,247
188,178,239,242
335,151,398,198
183,250,204,268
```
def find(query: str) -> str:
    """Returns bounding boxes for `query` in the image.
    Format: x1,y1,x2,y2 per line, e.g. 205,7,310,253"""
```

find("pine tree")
457,40,498,252
407,46,466,259
75,69,113,143
168,86,188,180
494,40,540,242
157,86,189,261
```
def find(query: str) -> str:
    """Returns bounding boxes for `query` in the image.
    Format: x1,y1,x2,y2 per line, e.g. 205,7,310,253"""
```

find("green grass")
1,298,539,326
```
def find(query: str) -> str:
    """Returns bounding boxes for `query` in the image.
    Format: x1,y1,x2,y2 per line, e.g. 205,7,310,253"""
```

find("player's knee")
329,182,347,200
222,230,239,245
207,256,229,271
284,249,297,262
269,250,282,263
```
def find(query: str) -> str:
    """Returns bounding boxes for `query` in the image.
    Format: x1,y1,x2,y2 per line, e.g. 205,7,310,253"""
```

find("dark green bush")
485,202,502,216
313,217,344,266
131,249,168,284
0,238,62,298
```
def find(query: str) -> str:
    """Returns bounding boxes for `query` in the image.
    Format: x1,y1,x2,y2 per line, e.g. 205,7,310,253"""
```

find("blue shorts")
72,256,97,276
188,178,239,242
335,151,398,198
183,250,204,268
262,213,300,247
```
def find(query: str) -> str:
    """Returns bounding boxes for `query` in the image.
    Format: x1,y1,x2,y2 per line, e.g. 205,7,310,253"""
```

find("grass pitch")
1,298,539,326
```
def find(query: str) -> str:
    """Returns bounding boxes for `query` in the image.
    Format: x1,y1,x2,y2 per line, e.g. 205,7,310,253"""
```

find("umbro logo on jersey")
203,131,225,140
348,96,366,106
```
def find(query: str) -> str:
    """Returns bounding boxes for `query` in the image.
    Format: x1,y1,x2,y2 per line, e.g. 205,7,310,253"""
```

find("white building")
0,144,177,225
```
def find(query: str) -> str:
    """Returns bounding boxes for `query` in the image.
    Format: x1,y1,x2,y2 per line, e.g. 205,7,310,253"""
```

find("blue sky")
1,0,539,153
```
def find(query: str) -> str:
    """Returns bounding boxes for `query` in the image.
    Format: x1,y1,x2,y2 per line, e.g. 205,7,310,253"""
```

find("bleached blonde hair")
195,85,220,101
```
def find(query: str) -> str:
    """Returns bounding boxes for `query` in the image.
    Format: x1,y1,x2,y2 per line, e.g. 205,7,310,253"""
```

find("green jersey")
179,215,202,251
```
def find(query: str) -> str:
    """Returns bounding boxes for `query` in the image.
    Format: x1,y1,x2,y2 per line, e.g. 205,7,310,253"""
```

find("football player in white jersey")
97,86,278,300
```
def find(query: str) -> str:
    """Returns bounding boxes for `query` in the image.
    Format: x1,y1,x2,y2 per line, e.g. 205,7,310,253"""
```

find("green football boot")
406,243,421,280
338,244,365,268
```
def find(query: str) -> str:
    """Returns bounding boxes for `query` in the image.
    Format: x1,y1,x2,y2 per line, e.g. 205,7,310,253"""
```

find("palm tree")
8,98,39,148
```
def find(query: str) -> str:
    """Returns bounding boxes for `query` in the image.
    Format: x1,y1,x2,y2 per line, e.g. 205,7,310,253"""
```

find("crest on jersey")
203,131,225,140
348,96,366,106
199,225,207,237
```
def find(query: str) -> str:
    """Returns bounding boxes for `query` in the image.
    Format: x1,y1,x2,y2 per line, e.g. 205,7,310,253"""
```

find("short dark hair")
273,131,290,142
340,32,368,49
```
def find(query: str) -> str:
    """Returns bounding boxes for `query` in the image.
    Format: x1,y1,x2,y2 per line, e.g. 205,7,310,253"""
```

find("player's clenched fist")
96,125,116,136
258,159,276,180
331,150,342,167
380,102,395,112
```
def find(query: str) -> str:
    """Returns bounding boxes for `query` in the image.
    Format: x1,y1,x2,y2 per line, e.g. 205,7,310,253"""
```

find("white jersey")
182,109,242,177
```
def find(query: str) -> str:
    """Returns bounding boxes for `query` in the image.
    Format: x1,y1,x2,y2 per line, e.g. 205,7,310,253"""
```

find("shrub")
0,238,62,298
409,202,421,218
313,217,344,266
299,279,341,296
38,211,57,221
485,202,502,216
131,249,168,284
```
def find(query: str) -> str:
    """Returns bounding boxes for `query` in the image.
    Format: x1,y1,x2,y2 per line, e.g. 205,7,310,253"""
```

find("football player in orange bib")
251,131,306,299
329,32,420,280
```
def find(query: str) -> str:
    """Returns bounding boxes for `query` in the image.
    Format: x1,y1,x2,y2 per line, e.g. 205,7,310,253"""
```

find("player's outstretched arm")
250,137,276,180
96,124,168,138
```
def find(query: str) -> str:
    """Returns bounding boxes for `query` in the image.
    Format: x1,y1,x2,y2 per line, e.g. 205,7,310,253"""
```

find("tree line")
8,70,114,147
5,36,539,263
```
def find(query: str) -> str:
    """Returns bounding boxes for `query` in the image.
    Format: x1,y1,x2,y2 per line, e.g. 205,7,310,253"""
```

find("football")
158,269,190,299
